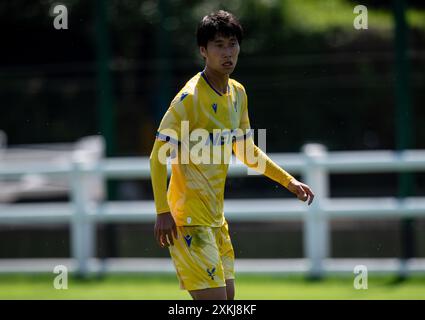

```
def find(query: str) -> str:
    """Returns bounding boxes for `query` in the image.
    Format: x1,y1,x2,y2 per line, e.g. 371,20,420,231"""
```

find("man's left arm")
232,136,315,205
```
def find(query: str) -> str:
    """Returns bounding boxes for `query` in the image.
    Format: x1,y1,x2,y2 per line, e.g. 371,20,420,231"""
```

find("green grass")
1,273,425,300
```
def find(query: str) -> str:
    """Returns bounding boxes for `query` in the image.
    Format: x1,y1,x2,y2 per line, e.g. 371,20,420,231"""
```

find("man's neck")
203,67,229,95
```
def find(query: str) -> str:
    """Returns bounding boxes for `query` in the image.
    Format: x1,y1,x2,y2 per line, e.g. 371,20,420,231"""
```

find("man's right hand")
154,212,178,248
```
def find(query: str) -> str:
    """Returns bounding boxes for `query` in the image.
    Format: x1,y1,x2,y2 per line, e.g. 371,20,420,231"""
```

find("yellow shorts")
168,220,235,291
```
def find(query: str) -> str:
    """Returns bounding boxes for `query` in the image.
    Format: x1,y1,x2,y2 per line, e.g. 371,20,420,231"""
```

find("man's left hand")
287,178,315,205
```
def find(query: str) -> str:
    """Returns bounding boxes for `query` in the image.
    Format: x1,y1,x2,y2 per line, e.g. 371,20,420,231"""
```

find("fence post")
70,160,95,277
302,143,330,278
0,131,6,159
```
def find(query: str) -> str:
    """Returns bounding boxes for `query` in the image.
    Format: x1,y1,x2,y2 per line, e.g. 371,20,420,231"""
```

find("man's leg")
169,226,227,299
189,286,227,300
218,220,236,300
225,279,235,300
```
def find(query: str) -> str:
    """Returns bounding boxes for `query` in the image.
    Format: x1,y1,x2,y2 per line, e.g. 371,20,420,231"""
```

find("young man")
150,10,314,300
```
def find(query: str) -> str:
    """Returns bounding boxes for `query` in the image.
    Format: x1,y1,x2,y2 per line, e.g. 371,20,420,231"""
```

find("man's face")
200,34,240,75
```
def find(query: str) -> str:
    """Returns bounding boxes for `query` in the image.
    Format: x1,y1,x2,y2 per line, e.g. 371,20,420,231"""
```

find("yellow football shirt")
154,72,249,227
150,71,294,227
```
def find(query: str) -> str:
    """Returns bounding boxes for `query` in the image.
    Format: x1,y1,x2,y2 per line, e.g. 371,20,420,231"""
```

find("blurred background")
0,0,424,299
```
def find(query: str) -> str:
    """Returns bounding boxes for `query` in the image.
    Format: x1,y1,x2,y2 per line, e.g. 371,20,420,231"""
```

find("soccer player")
150,10,314,300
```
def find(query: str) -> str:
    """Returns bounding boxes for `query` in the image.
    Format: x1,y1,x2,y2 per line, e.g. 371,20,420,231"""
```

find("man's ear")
199,46,207,59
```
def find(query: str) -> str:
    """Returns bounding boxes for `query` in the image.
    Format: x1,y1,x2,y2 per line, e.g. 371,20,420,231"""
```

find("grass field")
0,273,425,300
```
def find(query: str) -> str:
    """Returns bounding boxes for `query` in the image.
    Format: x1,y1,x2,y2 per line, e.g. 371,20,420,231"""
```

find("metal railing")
1,143,425,277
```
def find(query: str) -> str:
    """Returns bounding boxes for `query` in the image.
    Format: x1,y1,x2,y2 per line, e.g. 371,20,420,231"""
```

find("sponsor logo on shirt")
184,235,192,248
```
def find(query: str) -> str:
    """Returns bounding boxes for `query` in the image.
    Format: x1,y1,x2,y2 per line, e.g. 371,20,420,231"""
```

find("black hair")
196,10,243,48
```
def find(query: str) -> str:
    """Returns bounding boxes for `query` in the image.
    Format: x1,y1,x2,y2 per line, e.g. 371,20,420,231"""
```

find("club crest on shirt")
207,267,216,280
212,103,218,113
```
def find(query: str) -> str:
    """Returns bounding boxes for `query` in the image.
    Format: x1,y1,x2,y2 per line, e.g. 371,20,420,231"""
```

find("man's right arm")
149,138,170,214
149,139,178,247
150,91,192,246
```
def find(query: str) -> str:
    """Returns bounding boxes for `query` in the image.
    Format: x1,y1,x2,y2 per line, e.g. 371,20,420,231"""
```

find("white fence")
1,142,425,277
